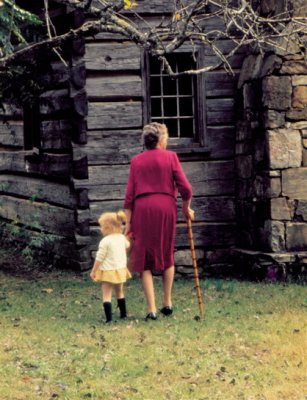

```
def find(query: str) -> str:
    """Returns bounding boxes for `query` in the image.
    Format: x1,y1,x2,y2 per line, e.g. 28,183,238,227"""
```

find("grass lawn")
0,270,306,400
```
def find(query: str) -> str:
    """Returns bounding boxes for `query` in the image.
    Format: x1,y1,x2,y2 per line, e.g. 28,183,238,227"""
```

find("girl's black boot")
103,301,112,323
117,298,127,319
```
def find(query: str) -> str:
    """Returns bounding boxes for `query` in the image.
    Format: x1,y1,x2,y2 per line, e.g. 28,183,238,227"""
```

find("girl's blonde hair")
98,210,126,235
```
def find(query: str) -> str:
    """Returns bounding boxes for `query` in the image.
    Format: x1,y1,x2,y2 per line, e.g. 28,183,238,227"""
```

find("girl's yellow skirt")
94,268,132,284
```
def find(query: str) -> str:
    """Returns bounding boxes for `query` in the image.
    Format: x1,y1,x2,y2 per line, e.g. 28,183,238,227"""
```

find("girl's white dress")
94,233,131,284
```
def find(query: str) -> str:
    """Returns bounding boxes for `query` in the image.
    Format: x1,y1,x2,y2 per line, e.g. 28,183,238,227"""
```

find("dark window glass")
179,98,193,116
150,76,161,96
163,118,178,137
163,77,177,96
151,98,161,117
179,75,193,95
149,53,198,141
180,118,194,138
164,98,177,117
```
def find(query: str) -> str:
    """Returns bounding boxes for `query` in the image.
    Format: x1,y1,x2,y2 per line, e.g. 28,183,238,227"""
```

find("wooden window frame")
142,47,209,155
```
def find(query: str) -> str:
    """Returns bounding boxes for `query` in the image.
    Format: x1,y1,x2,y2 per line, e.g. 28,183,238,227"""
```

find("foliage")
0,273,305,399
0,1,45,108
0,63,43,109
0,0,42,58
0,218,63,270
0,0,306,108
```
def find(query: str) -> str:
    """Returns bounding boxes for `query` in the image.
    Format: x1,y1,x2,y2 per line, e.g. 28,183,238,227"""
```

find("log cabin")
0,0,306,279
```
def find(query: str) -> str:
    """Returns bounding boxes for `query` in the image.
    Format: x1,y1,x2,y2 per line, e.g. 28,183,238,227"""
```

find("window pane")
177,55,195,72
179,75,193,95
150,57,161,74
164,119,178,137
164,98,177,117
150,77,161,96
151,98,162,117
164,55,177,71
180,118,194,138
148,52,201,143
163,77,177,96
179,97,193,116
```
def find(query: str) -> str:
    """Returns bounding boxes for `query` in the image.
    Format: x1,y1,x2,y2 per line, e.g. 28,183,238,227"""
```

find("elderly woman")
124,122,194,320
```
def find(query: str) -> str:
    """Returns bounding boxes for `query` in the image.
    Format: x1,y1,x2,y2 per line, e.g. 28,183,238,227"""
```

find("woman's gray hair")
142,122,168,150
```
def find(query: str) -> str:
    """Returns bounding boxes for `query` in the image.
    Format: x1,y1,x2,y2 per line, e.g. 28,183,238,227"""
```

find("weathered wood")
71,61,86,89
206,71,239,97
0,104,22,118
86,160,235,185
0,152,27,172
0,121,24,147
86,75,142,99
85,129,142,164
40,89,71,115
89,222,236,247
87,185,127,201
0,175,76,208
24,153,72,178
176,222,236,247
86,181,234,201
41,120,72,150
89,196,235,222
72,38,86,57
87,164,129,185
207,126,235,159
73,154,88,179
40,62,70,88
71,88,88,117
85,43,141,71
87,101,142,130
0,195,75,236
89,15,227,41
76,188,89,209
206,98,236,125
84,160,235,196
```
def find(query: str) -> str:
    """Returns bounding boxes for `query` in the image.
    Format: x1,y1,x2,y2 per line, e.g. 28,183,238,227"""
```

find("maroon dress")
124,149,192,273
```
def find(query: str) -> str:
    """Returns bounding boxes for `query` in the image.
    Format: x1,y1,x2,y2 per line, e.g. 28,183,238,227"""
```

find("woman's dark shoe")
160,306,173,316
145,312,157,321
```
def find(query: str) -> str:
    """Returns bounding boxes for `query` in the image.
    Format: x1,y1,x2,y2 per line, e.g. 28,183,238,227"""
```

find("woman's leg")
162,265,174,307
141,270,157,314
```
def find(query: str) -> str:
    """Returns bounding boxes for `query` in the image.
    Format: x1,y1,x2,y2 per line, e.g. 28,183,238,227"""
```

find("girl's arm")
90,260,102,280
90,239,106,280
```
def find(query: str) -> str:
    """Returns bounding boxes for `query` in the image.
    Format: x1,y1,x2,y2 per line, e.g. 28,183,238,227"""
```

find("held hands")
124,221,131,236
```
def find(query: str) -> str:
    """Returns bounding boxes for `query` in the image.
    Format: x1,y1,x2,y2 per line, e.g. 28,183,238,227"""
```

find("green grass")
0,271,306,400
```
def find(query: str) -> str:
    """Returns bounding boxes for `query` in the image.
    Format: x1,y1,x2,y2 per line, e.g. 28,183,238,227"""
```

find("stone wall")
235,26,307,279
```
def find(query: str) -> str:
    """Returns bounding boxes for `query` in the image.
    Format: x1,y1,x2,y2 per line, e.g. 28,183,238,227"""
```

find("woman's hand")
124,221,131,236
183,206,195,221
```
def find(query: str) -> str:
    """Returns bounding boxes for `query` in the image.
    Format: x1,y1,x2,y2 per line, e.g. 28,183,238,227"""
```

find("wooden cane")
187,218,204,318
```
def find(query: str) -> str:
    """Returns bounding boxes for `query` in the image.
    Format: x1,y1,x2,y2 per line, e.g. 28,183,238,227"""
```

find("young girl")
90,210,131,323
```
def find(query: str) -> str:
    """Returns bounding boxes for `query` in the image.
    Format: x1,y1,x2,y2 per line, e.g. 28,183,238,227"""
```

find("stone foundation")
234,248,306,282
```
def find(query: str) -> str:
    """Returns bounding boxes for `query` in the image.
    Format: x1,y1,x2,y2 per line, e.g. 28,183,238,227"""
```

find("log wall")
0,5,88,268
74,1,246,274
1,2,246,273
